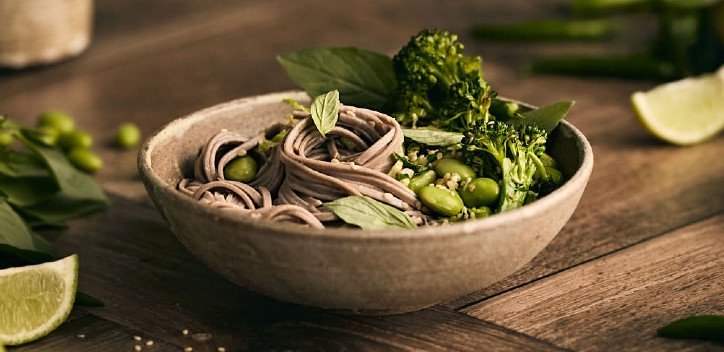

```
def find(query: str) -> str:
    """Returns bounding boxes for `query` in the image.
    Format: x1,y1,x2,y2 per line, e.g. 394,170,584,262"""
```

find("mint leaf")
403,128,464,146
324,196,417,230
657,315,724,342
516,100,575,133
277,47,396,110
310,90,340,137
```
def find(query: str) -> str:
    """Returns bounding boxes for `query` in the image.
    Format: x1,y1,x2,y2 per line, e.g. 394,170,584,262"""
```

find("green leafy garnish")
310,90,340,137
0,115,108,307
402,129,464,146
277,47,396,110
513,101,575,133
657,315,724,343
0,200,38,251
324,195,417,230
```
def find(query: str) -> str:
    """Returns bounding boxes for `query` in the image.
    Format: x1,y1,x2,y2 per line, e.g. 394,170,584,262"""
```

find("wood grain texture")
463,214,724,352
7,312,179,352
23,195,562,351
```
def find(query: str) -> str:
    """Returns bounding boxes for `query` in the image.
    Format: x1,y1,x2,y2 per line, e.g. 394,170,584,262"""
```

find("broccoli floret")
464,120,548,212
392,29,494,131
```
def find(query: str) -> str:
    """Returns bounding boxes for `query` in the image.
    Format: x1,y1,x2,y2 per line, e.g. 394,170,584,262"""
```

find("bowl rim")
138,90,594,241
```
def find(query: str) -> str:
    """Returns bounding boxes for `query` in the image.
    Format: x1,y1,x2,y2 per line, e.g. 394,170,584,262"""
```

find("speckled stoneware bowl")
138,91,593,315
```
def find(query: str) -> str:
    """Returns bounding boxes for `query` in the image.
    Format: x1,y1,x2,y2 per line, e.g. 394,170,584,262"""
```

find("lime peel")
631,66,724,145
0,255,78,346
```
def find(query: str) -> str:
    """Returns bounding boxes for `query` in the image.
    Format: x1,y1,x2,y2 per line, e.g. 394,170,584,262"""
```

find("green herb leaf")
16,131,109,205
403,128,464,146
0,244,55,269
277,47,396,110
75,291,105,307
0,176,58,207
282,98,310,112
310,90,340,137
514,100,575,133
16,193,108,228
324,195,417,230
657,315,724,342
0,150,48,178
0,200,37,251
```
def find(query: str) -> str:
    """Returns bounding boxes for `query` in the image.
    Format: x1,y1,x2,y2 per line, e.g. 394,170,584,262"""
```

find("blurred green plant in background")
472,0,724,80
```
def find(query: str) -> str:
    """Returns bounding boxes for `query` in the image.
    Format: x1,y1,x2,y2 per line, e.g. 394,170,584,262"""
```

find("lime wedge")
631,66,724,145
0,255,78,346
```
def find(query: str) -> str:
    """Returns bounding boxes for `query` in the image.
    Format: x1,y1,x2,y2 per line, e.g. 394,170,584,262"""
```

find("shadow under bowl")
138,91,594,315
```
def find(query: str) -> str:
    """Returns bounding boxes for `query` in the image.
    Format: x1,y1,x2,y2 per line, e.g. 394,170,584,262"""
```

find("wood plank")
8,312,179,352
463,213,724,352
26,194,564,351
0,0,274,96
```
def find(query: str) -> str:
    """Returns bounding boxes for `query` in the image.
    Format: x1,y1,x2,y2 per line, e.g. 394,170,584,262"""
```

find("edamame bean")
540,152,557,168
0,132,13,147
35,126,59,146
434,158,476,180
67,148,103,173
116,123,141,149
224,155,258,182
38,111,75,134
58,130,93,150
419,186,463,217
407,170,437,194
459,177,500,207
546,167,563,186
469,206,492,219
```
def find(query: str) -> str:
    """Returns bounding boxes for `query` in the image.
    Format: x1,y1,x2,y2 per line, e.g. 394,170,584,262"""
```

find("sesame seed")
184,347,193,352
77,334,85,339
146,340,154,346
218,348,227,352
182,329,189,336
134,345,142,351
133,336,142,341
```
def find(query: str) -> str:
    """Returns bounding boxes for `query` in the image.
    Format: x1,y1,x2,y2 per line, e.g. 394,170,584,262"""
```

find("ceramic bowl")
138,91,593,315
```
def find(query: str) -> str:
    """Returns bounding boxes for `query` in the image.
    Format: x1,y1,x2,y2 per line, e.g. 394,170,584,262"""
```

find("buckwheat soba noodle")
178,105,426,229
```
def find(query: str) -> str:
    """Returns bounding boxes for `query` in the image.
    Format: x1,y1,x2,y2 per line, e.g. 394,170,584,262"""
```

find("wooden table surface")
3,0,722,351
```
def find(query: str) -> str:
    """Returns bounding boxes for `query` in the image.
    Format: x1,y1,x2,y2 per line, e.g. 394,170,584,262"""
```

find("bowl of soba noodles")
138,90,593,314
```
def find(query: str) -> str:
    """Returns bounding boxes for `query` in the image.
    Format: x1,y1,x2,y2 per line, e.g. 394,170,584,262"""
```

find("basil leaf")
310,90,340,137
0,200,37,251
0,244,55,269
0,175,58,207
17,193,109,228
324,195,417,230
75,291,105,307
0,150,48,178
403,129,465,146
17,132,109,206
657,315,724,342
513,100,575,133
277,47,396,110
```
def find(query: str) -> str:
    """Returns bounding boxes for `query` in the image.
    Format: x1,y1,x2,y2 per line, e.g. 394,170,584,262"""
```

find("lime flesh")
631,66,724,145
0,255,78,346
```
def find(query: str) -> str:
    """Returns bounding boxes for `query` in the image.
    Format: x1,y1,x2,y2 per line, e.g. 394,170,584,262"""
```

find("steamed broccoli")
393,29,557,213
464,120,549,212
392,29,495,131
